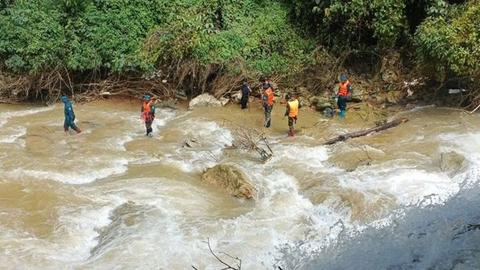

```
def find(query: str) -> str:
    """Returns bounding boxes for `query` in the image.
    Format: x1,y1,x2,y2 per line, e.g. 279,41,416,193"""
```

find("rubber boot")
339,110,346,119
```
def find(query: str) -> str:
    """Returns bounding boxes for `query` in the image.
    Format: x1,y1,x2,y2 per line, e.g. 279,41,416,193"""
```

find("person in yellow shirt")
284,93,299,137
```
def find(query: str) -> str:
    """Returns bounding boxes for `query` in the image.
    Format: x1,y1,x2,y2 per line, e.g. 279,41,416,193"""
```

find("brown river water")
0,99,479,269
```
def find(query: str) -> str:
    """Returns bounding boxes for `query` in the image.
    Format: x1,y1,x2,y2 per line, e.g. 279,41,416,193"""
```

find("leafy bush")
65,0,165,72
287,0,407,50
0,0,166,73
141,0,314,76
0,0,313,77
0,1,66,73
415,1,480,78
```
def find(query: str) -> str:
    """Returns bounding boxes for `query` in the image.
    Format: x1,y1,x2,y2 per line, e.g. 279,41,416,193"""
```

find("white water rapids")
0,100,478,269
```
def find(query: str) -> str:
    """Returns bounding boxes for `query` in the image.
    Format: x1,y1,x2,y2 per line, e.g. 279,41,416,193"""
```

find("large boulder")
231,90,242,103
201,164,256,199
189,93,224,109
219,97,229,106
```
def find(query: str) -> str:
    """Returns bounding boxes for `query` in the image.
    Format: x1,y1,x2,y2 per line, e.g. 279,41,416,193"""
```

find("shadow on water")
296,184,480,270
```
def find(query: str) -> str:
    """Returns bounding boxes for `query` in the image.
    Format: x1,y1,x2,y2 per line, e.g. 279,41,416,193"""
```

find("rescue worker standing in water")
141,95,155,137
285,93,299,136
61,95,81,134
336,74,353,119
240,79,251,109
262,83,274,128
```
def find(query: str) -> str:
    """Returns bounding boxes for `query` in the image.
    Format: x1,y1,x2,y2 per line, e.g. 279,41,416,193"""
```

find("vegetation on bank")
0,0,478,103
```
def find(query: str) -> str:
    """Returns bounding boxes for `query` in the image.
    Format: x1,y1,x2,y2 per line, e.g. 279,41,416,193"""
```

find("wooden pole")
323,118,409,145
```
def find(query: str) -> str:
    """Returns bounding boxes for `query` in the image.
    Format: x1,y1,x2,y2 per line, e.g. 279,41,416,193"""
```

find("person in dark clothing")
141,95,156,137
240,80,251,109
61,95,81,134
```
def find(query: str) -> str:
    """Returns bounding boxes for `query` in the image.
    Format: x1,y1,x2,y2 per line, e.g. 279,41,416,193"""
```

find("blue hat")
340,74,348,81
143,95,151,101
60,95,69,103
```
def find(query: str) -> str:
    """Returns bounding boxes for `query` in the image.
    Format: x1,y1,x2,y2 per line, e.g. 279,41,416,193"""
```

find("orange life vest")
338,80,350,97
142,100,153,121
264,88,274,106
288,99,299,118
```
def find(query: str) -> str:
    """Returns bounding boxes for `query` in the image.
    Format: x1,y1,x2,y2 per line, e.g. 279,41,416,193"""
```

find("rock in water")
440,151,466,173
201,164,255,199
188,93,223,109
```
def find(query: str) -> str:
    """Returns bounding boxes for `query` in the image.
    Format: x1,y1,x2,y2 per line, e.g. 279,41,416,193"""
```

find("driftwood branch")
323,118,409,145
191,238,241,270
227,122,273,162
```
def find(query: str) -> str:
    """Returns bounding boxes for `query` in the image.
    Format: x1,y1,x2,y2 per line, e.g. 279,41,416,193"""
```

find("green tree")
0,1,66,73
415,1,480,78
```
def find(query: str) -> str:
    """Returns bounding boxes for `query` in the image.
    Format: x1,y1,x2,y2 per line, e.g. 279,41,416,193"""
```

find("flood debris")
323,118,409,145
192,238,242,270
230,125,273,162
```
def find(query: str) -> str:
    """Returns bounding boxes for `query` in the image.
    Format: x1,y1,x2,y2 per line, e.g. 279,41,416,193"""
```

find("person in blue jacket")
61,95,81,134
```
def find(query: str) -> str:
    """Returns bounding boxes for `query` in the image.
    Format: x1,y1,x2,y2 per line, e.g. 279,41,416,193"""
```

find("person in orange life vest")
336,74,353,119
262,83,275,128
140,95,156,137
61,95,81,134
284,93,300,136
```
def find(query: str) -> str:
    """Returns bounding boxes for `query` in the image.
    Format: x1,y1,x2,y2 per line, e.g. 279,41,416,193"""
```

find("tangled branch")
192,238,241,270
229,124,273,162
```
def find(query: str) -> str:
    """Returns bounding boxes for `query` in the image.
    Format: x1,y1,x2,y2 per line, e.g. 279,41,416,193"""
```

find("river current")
0,99,478,269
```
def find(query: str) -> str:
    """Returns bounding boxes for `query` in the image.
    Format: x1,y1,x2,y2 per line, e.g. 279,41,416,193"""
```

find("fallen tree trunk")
323,118,409,145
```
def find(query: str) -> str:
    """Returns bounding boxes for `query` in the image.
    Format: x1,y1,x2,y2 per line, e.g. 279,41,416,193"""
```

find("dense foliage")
287,0,479,79
0,0,164,73
141,0,314,75
415,1,480,78
0,0,314,76
288,0,407,49
0,0,478,82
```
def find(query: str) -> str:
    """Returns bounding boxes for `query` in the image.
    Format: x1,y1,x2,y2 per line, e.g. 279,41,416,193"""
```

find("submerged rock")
188,93,224,109
440,151,466,173
201,164,256,199
328,145,386,172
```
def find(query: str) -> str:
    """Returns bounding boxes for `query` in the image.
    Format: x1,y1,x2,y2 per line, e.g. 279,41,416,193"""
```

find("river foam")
1,104,479,269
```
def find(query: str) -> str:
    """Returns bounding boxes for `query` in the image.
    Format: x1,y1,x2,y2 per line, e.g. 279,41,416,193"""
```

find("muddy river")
0,99,479,269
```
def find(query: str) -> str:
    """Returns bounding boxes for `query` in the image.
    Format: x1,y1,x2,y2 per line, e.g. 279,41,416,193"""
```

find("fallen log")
323,118,409,145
